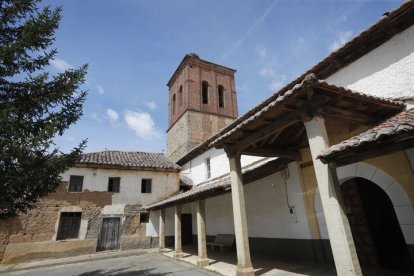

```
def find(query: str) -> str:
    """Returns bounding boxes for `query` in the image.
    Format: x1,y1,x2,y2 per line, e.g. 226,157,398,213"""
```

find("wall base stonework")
1,240,97,265
120,236,151,250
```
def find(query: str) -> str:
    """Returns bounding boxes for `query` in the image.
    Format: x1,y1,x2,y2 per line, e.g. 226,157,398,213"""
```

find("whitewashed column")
196,199,209,267
228,153,255,276
159,209,165,251
174,205,183,258
304,116,362,276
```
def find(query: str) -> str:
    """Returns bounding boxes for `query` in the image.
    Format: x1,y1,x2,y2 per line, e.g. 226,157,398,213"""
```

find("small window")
141,179,152,193
205,157,211,179
69,175,83,192
172,94,176,114
178,85,183,107
218,85,225,108
202,81,209,104
57,212,81,240
108,177,120,193
140,212,149,223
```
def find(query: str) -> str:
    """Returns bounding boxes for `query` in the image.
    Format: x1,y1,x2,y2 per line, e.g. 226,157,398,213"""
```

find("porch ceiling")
210,74,404,159
318,108,414,167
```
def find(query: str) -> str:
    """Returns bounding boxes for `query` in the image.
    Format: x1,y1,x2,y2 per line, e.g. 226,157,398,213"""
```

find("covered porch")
147,75,410,275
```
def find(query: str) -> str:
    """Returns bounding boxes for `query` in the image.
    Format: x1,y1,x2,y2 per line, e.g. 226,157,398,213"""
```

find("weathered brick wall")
167,110,234,163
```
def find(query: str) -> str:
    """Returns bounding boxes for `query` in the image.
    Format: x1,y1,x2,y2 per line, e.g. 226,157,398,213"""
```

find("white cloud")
96,84,105,94
255,45,267,60
259,66,275,78
124,110,160,140
50,58,72,72
329,30,353,51
268,75,287,92
106,108,119,124
220,0,279,61
145,101,158,111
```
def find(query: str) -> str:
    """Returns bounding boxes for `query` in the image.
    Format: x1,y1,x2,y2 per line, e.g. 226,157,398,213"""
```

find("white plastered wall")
61,167,179,207
314,162,414,245
327,25,414,99
180,147,263,185
151,161,312,240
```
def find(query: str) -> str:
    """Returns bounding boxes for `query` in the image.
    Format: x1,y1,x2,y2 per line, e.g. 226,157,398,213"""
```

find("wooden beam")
242,147,300,160
323,106,377,125
225,112,301,156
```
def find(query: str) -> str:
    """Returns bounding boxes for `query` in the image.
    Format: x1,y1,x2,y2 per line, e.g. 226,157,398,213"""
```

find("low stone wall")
2,240,97,265
120,236,151,250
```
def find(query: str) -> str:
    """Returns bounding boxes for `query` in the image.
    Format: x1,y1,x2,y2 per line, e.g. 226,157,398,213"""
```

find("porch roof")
146,157,290,210
318,108,414,167
208,74,403,158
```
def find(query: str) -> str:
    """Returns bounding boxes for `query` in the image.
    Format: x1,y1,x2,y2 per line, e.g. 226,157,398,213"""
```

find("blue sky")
44,0,403,154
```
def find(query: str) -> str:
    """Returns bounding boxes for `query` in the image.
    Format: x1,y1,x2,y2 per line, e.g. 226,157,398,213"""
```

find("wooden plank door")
97,217,121,251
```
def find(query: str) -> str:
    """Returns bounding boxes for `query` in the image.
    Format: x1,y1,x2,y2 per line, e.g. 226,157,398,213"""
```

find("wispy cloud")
145,101,158,111
96,84,105,94
220,0,279,62
124,110,160,140
106,108,119,124
329,30,353,51
50,58,72,72
256,45,287,92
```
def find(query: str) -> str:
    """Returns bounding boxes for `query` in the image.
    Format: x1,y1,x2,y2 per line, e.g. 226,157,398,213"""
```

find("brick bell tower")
166,53,238,163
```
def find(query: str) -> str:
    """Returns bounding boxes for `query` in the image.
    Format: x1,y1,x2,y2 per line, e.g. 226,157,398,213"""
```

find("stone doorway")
341,178,414,273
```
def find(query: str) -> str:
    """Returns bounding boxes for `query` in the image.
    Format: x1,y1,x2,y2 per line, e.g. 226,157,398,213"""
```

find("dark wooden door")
97,217,121,251
181,214,192,245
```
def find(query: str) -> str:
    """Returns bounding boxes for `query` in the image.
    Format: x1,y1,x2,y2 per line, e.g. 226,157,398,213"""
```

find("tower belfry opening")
166,53,238,162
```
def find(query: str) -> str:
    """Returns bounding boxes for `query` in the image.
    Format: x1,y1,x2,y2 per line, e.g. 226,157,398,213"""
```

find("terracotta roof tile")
78,151,180,170
319,108,414,159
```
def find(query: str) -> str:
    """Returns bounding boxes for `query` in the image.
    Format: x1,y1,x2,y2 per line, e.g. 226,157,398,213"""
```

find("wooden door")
97,217,121,251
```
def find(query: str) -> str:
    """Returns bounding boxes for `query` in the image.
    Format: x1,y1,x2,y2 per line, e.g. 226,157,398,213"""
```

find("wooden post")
159,209,165,251
227,152,255,276
174,205,183,258
304,116,362,276
196,199,209,267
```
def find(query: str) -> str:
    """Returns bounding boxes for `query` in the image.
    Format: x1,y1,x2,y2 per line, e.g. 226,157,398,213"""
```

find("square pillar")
304,116,362,276
159,209,165,251
196,199,209,267
228,153,255,276
174,205,183,258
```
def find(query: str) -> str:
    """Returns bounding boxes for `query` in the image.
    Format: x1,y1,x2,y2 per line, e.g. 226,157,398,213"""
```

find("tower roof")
167,53,236,87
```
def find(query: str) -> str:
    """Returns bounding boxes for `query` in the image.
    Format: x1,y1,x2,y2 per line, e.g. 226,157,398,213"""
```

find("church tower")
166,53,238,163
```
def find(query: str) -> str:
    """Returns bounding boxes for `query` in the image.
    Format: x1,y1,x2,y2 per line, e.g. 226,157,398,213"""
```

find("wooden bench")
206,234,235,252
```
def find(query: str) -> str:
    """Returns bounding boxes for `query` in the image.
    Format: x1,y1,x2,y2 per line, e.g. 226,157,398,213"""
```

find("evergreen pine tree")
0,0,88,218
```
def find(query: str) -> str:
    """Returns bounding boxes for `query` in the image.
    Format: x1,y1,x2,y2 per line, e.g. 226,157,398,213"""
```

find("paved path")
0,252,218,276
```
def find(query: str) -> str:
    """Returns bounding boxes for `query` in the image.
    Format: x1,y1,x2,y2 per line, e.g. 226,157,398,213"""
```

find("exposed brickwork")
166,54,238,162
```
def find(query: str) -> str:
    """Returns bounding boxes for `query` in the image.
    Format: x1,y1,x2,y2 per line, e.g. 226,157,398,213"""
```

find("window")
205,157,211,179
178,85,183,107
108,177,120,193
141,179,152,193
218,85,225,108
68,175,83,192
56,212,81,240
140,212,149,223
172,94,176,114
202,81,209,104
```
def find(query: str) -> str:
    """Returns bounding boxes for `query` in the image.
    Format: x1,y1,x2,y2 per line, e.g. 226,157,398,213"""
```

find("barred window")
56,212,81,240
141,179,152,193
68,175,83,192
108,177,120,193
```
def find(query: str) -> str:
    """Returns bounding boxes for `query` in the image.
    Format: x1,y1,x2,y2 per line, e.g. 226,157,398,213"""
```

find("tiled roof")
319,108,414,162
77,151,180,170
146,157,289,210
